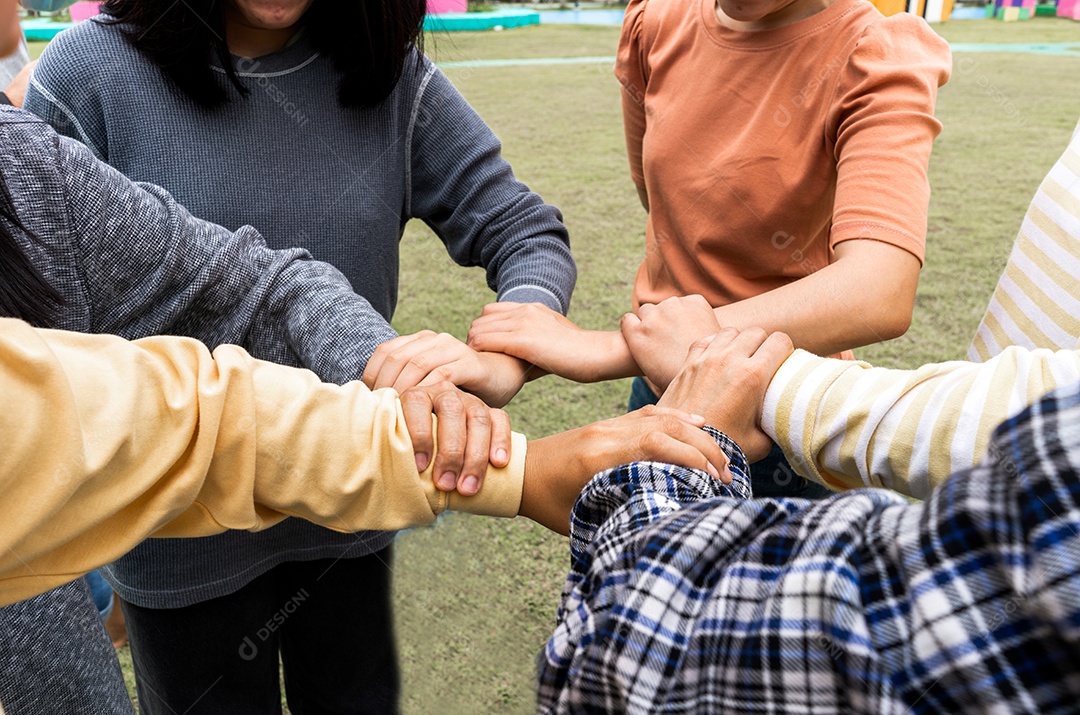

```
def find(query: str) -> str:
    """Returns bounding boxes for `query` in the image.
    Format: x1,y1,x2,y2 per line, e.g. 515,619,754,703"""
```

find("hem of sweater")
102,533,396,609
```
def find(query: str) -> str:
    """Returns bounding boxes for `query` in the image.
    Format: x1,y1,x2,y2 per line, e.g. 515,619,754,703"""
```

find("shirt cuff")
762,349,857,490
445,431,527,518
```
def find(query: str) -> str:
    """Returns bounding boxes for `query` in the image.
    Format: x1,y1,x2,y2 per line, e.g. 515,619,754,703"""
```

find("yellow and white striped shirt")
763,120,1080,500
969,120,1080,361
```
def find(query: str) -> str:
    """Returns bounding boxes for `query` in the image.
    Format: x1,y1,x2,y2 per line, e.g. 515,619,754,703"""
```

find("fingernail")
461,476,479,495
415,453,430,472
494,448,508,464
690,414,706,423
438,472,456,491
720,465,733,484
706,462,720,480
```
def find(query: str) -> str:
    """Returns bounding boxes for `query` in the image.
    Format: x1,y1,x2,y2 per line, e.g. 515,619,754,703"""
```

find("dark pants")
123,548,398,715
628,377,833,500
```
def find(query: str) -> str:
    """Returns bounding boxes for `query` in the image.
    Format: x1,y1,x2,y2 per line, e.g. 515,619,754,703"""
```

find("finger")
399,388,435,474
639,429,729,484
373,334,443,391
664,418,731,482
636,302,656,319
466,330,536,362
363,333,420,386
755,331,796,371
717,325,771,360
748,332,796,410
683,333,718,363
390,335,473,394
457,400,493,497
619,312,642,339
488,408,512,468
431,390,467,492
468,311,529,336
480,302,527,316
640,404,706,427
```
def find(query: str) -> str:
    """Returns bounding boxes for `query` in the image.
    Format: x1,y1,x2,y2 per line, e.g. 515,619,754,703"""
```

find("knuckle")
638,430,665,454
656,414,683,435
434,393,465,416
467,403,491,424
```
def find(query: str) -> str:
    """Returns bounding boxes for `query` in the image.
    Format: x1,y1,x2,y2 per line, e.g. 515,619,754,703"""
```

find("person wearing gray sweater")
25,1,577,712
0,99,514,710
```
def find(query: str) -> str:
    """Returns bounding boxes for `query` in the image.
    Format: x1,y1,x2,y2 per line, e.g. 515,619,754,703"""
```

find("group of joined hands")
362,294,791,535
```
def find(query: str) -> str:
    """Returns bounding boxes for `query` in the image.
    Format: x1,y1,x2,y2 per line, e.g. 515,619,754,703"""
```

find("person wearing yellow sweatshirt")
0,317,728,609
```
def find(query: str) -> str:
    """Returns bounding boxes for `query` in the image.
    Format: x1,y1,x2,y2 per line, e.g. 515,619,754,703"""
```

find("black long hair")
0,141,64,327
98,0,427,109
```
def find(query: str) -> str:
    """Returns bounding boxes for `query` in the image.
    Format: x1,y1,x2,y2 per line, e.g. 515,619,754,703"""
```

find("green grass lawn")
35,15,1080,714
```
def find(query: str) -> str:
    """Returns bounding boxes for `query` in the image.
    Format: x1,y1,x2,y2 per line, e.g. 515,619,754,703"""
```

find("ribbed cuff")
498,285,565,314
447,431,527,518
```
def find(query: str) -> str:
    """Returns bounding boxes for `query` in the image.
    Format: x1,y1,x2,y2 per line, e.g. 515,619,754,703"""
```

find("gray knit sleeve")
51,132,397,383
407,61,576,314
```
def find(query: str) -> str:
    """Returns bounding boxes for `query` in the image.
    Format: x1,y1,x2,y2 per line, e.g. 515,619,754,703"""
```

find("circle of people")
1,0,1078,713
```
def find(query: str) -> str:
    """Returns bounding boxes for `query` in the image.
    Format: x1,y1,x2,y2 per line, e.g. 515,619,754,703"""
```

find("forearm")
762,346,1080,499
261,257,398,384
575,329,641,382
712,241,920,357
0,321,524,606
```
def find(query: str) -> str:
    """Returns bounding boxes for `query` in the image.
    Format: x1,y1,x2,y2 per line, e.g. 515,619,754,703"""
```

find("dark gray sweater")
26,21,576,606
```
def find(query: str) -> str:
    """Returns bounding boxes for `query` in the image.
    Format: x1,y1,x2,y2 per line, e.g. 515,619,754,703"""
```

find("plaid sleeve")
538,385,1080,714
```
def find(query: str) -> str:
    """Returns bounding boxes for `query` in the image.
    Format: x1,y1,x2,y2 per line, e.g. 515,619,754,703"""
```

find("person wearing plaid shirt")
539,330,1080,714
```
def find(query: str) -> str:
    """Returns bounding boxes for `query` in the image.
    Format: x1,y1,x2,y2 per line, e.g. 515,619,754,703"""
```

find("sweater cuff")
446,431,527,518
498,285,565,314
762,349,855,490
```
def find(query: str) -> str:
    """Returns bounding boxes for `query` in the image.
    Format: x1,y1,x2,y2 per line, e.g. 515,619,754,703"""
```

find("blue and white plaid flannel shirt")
538,384,1080,714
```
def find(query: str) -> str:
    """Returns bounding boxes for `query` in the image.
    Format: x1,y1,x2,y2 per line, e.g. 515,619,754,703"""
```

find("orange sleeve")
616,0,650,190
827,14,952,264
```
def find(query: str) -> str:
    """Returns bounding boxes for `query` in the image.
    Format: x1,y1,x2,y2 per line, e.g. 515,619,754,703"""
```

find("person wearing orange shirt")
468,0,951,499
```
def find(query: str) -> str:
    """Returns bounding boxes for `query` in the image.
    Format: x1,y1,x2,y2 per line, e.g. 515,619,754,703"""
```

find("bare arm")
709,240,920,357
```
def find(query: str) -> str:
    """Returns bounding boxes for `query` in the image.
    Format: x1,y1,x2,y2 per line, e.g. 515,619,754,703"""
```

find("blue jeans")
628,377,832,500
85,569,113,620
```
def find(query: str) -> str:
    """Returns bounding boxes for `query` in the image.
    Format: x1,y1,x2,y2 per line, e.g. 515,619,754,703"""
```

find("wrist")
584,330,639,382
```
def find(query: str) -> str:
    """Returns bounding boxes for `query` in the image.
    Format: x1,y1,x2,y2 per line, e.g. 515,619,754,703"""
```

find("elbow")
871,301,914,342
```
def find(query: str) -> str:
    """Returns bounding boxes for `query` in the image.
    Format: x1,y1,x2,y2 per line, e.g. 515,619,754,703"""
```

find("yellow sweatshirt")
0,319,525,606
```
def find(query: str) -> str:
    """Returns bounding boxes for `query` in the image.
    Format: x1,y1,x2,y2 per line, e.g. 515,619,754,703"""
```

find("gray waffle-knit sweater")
26,20,576,607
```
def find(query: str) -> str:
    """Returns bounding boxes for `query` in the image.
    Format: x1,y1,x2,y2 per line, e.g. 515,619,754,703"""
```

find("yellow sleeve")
762,347,1080,499
0,319,524,606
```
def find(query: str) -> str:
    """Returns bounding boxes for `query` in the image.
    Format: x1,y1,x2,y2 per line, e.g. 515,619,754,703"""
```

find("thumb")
619,311,642,337
685,333,717,363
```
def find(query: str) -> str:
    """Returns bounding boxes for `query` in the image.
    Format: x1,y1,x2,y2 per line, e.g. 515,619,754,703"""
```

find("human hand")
364,330,530,407
468,302,637,383
4,59,36,108
518,406,730,535
621,295,722,393
398,381,512,497
658,328,793,462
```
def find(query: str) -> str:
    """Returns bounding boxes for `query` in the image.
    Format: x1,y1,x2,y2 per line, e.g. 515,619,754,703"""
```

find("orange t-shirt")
618,0,951,315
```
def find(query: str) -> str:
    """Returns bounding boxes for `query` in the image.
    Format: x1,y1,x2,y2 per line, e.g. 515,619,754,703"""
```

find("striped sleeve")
968,120,1080,361
761,347,1080,499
